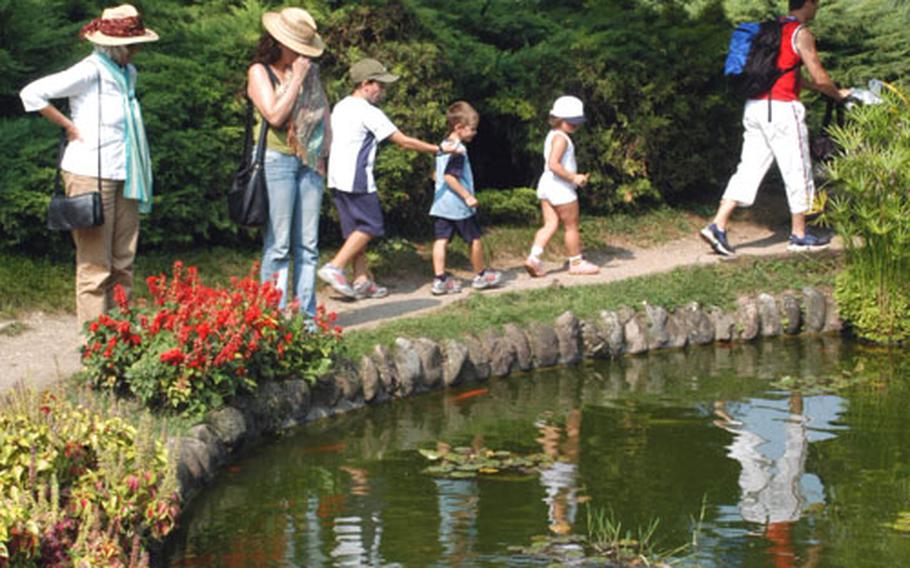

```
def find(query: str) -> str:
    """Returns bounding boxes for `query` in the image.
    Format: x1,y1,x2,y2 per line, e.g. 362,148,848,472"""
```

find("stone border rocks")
168,286,843,504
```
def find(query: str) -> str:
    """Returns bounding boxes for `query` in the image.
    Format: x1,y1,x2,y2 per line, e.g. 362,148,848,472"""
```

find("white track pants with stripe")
722,99,815,214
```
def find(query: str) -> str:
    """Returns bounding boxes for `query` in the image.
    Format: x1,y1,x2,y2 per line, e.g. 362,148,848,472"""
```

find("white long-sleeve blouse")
20,52,138,181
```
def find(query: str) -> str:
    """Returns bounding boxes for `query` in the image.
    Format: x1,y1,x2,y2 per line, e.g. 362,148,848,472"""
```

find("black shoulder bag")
47,71,104,231
810,98,845,163
228,65,279,227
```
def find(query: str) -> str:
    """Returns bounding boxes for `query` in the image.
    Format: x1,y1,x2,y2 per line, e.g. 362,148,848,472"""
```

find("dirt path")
0,221,833,394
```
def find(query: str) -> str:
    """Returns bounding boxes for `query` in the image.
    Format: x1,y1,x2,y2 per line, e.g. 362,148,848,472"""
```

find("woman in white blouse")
19,4,157,328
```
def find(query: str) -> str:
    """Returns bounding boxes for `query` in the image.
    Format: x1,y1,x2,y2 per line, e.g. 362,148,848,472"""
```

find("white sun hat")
550,95,586,124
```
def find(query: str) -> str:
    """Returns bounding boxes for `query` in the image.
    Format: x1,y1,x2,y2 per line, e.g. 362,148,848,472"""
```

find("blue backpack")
725,18,801,100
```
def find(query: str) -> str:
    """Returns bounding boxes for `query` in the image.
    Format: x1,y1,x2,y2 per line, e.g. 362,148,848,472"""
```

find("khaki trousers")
62,172,139,328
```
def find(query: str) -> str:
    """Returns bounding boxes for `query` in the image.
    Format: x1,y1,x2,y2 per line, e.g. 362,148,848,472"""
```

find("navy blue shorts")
334,190,385,238
432,216,483,244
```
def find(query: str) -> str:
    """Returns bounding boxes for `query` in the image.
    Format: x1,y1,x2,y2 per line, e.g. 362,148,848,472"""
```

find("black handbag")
228,98,270,227
47,72,104,232
810,98,845,163
228,66,278,227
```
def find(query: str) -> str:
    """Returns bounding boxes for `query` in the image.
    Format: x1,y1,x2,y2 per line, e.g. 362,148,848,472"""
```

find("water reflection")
164,338,910,567
536,409,581,535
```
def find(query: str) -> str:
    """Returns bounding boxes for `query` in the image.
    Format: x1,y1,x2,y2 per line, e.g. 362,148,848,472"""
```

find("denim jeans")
261,148,324,316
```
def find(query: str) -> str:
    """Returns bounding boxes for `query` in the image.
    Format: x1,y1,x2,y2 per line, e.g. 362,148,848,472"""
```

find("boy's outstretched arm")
443,173,479,208
388,130,440,154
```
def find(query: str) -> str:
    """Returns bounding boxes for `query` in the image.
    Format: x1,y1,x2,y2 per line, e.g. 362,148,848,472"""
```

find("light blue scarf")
94,51,153,213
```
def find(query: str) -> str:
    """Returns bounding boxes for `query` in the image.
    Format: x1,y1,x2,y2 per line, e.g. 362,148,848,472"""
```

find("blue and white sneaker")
787,232,831,252
699,224,735,256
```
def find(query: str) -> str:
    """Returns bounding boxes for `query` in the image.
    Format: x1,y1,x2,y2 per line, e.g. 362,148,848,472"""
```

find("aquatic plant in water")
419,443,554,479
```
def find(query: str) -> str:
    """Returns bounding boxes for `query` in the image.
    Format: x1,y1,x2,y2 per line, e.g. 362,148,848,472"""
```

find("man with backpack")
701,0,852,256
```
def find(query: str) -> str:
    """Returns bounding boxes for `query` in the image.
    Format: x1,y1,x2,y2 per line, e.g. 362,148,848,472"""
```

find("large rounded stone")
394,338,423,397
442,339,469,386
644,304,670,350
600,310,625,356
372,345,399,397
331,360,362,403
735,297,760,341
554,311,582,364
358,355,383,403
823,293,844,333
683,303,714,345
527,322,560,367
581,319,609,359
803,287,827,332
206,406,247,449
781,293,802,335
623,313,648,355
665,310,689,349
482,330,516,377
503,323,533,371
708,306,736,342
757,293,782,337
413,338,444,389
186,424,227,469
463,335,492,381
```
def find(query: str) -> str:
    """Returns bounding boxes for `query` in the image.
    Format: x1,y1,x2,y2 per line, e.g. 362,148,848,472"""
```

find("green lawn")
341,252,842,359
0,206,706,318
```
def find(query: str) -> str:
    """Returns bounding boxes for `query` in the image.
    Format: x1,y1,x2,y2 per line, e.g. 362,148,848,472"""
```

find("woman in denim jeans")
247,8,330,317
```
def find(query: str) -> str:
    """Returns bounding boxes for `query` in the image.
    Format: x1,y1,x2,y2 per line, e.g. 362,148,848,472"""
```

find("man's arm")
796,28,851,101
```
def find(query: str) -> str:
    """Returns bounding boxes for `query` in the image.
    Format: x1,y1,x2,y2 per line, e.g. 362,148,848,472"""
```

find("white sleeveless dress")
536,130,578,205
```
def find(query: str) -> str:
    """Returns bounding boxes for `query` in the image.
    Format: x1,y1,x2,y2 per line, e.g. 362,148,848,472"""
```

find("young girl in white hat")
525,95,600,277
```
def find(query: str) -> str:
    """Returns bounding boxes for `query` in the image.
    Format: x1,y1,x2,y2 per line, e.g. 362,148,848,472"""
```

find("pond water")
164,338,910,567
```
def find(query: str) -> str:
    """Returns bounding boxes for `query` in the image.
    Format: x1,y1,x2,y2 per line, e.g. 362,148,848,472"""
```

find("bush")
822,87,910,343
79,262,344,417
475,187,540,225
0,389,178,566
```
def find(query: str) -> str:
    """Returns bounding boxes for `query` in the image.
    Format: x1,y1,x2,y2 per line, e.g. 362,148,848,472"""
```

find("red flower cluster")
80,261,344,416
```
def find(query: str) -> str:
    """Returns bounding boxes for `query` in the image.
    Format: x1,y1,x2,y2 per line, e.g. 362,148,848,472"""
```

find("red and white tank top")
757,18,803,102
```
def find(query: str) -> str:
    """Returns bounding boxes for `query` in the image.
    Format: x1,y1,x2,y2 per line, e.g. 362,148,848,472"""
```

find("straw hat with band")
80,4,159,46
262,8,325,58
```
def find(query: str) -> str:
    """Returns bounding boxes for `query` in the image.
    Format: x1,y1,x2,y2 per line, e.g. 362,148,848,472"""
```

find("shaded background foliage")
0,0,905,256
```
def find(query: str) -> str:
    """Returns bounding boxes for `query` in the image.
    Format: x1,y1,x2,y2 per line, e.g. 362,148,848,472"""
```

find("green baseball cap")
350,58,399,85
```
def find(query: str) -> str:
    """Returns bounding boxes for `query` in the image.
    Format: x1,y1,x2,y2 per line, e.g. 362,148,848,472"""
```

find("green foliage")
474,187,539,225
0,388,178,565
1,0,906,254
821,88,910,343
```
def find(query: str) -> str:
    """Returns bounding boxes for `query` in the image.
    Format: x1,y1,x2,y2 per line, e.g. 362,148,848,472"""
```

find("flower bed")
79,262,343,417
0,390,178,566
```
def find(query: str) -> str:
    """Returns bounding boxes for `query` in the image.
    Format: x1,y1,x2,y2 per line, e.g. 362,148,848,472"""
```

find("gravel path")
0,221,832,394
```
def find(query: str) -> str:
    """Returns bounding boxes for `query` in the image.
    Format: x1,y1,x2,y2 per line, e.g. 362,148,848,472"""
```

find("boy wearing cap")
318,58,456,300
429,101,502,295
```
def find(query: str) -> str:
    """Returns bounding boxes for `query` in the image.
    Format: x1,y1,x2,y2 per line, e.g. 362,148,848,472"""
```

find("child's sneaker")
568,259,600,275
699,224,736,256
431,275,462,296
524,257,546,278
352,279,389,300
787,232,831,252
472,269,502,290
317,263,356,298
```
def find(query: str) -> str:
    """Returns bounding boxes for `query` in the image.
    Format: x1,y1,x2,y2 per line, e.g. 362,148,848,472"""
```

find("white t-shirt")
536,130,578,205
328,95,398,194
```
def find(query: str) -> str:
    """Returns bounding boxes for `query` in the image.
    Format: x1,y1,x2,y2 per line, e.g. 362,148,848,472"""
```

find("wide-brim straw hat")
262,8,325,57
81,4,159,46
